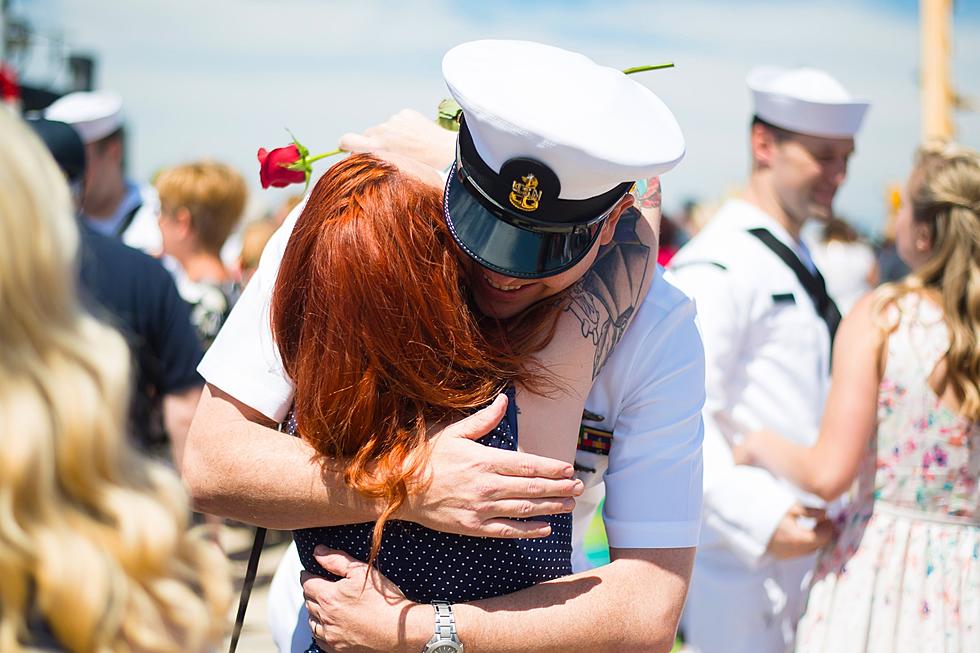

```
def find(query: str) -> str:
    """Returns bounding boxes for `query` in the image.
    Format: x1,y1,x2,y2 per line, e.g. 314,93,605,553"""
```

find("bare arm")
183,385,583,533
452,546,692,653
518,186,659,462
736,292,885,501
162,383,203,470
568,193,659,380
183,384,374,529
304,545,694,653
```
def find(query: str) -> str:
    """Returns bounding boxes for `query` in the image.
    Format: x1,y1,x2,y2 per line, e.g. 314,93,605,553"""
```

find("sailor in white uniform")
669,67,869,653
187,40,705,652
45,91,163,254
252,223,705,652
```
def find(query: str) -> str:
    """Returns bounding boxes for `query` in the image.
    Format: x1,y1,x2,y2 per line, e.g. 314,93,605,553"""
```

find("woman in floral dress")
735,141,980,652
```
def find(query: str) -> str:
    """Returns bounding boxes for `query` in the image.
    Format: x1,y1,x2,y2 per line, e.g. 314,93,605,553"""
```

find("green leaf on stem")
622,62,675,75
285,127,310,158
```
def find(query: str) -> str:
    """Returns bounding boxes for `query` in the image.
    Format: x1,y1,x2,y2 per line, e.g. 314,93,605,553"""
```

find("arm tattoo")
636,176,663,210
564,204,652,378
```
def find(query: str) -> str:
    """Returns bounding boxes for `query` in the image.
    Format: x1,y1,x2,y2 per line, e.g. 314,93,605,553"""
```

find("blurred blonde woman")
736,141,980,652
0,111,230,650
155,161,247,350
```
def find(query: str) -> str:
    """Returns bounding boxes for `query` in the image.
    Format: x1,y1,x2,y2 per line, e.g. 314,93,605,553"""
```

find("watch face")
433,646,461,653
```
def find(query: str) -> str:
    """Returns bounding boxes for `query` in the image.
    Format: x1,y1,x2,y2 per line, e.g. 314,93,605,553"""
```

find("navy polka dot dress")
291,386,572,652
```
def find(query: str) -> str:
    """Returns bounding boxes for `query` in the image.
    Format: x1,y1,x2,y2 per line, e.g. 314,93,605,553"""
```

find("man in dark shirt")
27,117,203,462
77,226,204,458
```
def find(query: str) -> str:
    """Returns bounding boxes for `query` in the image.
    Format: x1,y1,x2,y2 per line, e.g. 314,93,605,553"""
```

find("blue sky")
13,0,980,237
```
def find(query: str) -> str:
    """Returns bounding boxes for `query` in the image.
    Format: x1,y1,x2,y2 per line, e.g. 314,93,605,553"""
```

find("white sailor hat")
747,66,869,139
44,91,124,144
442,39,685,279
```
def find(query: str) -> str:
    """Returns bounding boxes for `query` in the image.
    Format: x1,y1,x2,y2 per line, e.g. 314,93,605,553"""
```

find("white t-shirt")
199,198,705,555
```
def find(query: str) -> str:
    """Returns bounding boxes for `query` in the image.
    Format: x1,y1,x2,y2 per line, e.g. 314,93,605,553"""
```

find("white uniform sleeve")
198,201,307,422
602,299,705,549
668,264,796,566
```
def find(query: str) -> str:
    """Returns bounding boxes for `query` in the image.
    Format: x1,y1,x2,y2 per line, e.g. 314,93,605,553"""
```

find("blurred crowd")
1,40,977,653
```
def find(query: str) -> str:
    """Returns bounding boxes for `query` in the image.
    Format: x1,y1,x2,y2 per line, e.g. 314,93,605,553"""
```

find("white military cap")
441,39,685,278
747,66,869,138
44,91,124,143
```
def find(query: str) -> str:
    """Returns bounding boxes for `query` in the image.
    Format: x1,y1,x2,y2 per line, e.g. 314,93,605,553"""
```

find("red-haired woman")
271,154,658,653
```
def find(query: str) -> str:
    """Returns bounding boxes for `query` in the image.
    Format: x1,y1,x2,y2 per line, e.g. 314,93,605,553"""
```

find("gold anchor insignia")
509,173,542,212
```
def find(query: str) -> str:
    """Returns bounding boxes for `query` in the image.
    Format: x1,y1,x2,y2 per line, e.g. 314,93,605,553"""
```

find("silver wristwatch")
423,601,463,653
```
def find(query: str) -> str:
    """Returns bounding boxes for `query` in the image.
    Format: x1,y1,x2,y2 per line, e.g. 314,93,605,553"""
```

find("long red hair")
272,154,556,562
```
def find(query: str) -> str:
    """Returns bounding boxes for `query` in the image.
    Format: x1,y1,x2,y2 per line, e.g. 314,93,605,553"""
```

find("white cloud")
17,0,980,235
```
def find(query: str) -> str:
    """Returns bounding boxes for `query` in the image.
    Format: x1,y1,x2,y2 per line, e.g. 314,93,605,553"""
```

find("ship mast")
920,0,954,139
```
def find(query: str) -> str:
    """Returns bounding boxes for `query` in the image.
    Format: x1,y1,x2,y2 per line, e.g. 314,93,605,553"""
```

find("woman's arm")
517,181,661,462
735,292,885,501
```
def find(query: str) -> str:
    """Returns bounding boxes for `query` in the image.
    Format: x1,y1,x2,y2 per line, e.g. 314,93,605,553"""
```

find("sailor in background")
668,67,869,653
45,90,163,254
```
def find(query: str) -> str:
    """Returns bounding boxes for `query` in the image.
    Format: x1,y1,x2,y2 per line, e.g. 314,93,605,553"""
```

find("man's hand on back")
398,393,584,538
185,387,581,534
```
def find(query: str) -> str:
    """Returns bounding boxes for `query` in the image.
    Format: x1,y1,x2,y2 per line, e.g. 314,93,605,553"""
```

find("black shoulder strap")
747,228,841,344
114,201,143,238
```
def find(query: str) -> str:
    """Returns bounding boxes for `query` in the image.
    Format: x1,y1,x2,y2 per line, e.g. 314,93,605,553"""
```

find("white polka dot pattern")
290,386,573,653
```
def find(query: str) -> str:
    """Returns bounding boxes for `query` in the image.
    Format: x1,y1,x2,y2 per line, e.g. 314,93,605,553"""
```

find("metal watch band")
433,600,457,640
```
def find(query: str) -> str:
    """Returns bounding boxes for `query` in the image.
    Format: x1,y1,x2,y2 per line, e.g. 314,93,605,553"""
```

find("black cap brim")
443,165,603,279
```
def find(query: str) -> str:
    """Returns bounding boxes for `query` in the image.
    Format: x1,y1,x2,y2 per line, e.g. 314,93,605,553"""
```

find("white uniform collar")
719,199,816,272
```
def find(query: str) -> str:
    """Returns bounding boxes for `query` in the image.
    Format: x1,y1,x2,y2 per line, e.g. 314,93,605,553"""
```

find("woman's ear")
598,194,635,246
914,221,933,254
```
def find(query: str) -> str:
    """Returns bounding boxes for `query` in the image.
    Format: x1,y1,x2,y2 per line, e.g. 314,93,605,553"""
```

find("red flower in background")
257,144,307,189
0,62,20,104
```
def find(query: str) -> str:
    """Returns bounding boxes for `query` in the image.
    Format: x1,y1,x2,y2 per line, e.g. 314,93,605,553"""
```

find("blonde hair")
155,161,247,254
0,112,230,650
874,141,980,420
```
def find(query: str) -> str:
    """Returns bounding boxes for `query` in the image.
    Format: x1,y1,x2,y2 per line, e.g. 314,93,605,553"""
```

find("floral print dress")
795,294,979,652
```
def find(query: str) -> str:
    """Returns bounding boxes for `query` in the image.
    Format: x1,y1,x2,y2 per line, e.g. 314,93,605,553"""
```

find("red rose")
257,144,307,189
